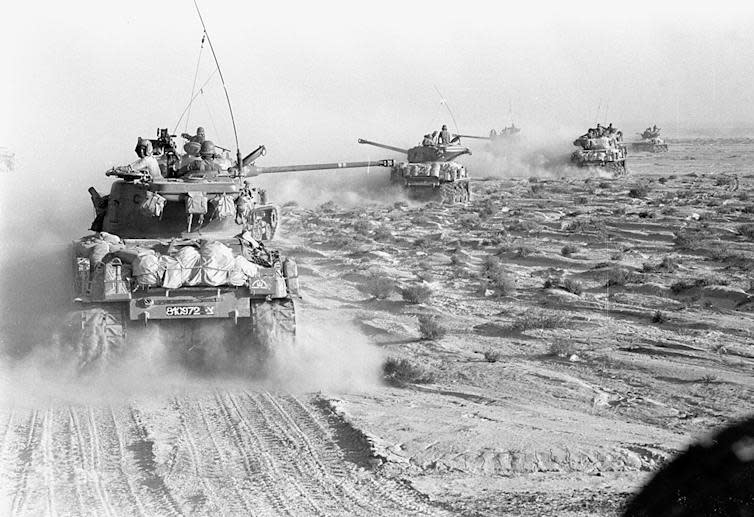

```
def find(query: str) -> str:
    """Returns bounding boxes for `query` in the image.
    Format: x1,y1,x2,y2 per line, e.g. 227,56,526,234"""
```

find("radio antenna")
193,0,242,169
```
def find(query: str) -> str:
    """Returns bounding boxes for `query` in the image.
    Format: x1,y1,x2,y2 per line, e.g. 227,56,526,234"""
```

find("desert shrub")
670,278,710,294
548,339,576,358
509,311,565,332
319,200,338,213
450,252,467,266
738,224,754,239
515,246,536,258
363,277,395,299
401,284,433,304
658,177,667,184
418,314,447,340
699,374,718,385
382,357,435,385
477,199,497,218
561,244,578,257
508,219,541,233
564,218,606,234
628,184,651,198
576,195,589,205
352,219,371,233
605,267,641,287
562,278,583,295
610,251,624,261
483,350,502,363
481,256,515,295
372,224,393,240
741,205,754,214
660,206,678,216
459,213,482,229
530,183,545,196
739,191,750,201
674,231,704,250
643,255,679,273
651,310,668,324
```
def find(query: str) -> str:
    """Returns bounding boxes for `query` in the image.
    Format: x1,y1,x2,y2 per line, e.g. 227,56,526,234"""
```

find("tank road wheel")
67,304,126,372
439,184,455,204
250,298,297,362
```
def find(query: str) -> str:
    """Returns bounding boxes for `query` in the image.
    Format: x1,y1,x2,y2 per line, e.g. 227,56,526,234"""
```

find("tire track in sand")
10,409,41,516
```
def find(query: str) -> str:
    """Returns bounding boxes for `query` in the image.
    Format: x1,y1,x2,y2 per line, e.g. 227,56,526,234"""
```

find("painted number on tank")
165,306,202,316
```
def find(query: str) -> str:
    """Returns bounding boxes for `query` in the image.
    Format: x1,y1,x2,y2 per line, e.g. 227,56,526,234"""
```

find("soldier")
178,140,222,178
439,124,452,145
489,129,497,139
181,126,206,143
422,134,434,146
130,138,162,179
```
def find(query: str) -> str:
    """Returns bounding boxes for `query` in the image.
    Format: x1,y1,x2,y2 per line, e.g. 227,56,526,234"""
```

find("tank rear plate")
129,291,252,320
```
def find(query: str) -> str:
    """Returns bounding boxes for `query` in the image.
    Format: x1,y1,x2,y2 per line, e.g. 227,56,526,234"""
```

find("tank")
69,135,394,371
632,126,668,152
357,137,472,202
570,126,628,175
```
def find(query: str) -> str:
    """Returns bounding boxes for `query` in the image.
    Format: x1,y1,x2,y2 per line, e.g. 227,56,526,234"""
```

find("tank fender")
283,258,300,297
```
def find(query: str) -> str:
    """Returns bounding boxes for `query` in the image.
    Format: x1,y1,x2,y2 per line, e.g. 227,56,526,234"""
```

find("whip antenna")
193,0,242,168
434,86,460,135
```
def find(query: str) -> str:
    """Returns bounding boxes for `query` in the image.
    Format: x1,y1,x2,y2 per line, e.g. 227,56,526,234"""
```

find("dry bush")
548,338,576,358
483,350,502,363
418,314,447,340
515,245,536,258
363,277,395,299
738,224,754,239
477,199,497,218
481,256,515,296
605,267,642,287
509,311,566,332
651,310,668,324
561,244,578,257
670,278,710,294
401,284,433,304
319,200,338,213
629,184,651,198
508,220,541,233
352,219,371,233
674,231,704,250
543,277,583,296
563,218,606,234
372,224,393,240
643,255,679,273
459,213,482,228
383,357,435,386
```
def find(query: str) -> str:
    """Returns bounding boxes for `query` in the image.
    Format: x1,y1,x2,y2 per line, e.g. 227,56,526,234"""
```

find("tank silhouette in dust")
70,129,393,371
632,125,668,153
358,128,472,202
570,123,628,175
457,125,521,156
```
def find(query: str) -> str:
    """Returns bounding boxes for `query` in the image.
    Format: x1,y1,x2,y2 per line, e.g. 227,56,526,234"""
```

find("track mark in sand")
169,396,222,515
214,390,303,516
194,398,256,516
40,408,57,516
10,410,41,517
59,408,86,516
0,408,15,460
246,391,373,517
82,407,116,517
126,405,183,516
108,408,149,517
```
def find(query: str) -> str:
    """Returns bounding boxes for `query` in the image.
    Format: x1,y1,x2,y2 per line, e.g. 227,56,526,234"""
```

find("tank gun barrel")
456,134,492,140
357,139,410,154
246,159,394,176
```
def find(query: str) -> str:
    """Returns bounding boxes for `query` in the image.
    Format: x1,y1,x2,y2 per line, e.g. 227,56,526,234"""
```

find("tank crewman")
439,124,452,145
130,138,163,179
422,134,434,146
489,129,498,139
181,126,206,143
177,140,222,178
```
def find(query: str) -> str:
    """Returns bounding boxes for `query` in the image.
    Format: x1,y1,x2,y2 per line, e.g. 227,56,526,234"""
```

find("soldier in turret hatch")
130,138,163,179
181,126,206,143
422,134,434,146
439,124,452,145
177,140,222,178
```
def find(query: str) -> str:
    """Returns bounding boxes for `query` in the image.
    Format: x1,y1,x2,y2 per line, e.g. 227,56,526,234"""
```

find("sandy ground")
2,138,754,516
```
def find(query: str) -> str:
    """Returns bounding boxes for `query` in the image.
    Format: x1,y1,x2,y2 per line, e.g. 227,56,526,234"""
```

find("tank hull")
570,151,628,176
389,161,471,203
631,141,668,153
69,235,299,371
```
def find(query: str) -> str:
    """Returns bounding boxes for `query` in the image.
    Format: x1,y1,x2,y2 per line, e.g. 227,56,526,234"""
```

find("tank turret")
357,136,472,203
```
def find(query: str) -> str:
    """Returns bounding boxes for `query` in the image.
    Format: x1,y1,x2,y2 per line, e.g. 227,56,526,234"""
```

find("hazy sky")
5,0,754,173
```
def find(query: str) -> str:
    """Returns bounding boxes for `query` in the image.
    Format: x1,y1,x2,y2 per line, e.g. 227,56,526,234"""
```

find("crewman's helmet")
196,127,205,137
200,140,216,157
442,125,448,130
